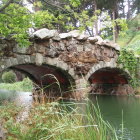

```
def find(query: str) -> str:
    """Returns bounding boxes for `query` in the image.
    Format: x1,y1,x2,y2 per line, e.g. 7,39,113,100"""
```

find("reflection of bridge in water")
0,29,134,99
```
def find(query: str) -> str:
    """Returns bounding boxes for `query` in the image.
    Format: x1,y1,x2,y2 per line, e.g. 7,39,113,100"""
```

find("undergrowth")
0,78,33,92
0,101,120,140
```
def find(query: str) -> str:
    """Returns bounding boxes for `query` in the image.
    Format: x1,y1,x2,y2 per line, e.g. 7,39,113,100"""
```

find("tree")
0,0,138,47
0,1,32,46
133,0,140,14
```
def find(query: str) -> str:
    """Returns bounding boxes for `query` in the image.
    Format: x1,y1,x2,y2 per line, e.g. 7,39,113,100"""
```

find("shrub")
21,78,33,91
2,71,16,83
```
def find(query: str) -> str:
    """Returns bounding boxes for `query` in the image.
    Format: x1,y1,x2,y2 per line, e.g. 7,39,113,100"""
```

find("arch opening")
5,64,76,98
89,67,134,95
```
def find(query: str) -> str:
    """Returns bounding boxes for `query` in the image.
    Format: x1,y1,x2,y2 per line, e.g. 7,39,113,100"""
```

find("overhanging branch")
0,0,13,12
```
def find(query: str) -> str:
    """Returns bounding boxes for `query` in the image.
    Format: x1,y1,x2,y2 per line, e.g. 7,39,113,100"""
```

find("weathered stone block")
77,34,89,41
35,53,43,65
68,30,81,38
13,45,27,54
24,55,31,63
57,61,68,70
16,55,26,64
88,37,98,44
44,57,58,66
5,59,12,68
76,45,83,52
33,28,58,39
10,58,18,66
59,33,72,39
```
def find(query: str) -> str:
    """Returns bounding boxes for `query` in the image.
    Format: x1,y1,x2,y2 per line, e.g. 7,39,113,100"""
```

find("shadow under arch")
88,67,134,95
3,63,76,98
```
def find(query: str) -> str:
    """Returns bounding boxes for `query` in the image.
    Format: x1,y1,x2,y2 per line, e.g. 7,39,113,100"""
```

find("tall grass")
0,100,120,140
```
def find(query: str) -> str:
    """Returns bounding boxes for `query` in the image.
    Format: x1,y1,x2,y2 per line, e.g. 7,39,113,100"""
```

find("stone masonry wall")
0,28,124,99
0,28,120,78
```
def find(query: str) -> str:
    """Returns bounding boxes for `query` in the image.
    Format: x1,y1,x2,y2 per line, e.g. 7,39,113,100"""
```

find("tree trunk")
127,0,131,19
122,1,125,18
112,10,117,42
93,0,98,36
112,0,119,42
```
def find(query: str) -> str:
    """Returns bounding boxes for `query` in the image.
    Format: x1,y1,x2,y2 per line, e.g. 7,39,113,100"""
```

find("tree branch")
0,0,13,12
42,0,66,12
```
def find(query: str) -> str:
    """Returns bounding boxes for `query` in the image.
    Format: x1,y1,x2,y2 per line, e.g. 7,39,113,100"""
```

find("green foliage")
115,19,128,37
100,12,128,39
0,0,138,47
0,1,101,46
117,14,140,47
69,0,81,7
0,102,119,140
2,71,16,83
127,39,140,55
118,48,138,87
21,78,33,91
65,9,100,31
0,78,33,91
33,10,57,29
0,4,32,47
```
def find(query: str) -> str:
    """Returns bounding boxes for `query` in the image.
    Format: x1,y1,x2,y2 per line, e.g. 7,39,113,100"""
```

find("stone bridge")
0,29,134,99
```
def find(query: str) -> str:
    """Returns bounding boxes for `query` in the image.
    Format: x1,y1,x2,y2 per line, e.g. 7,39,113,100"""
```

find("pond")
0,90,140,140
89,95,140,140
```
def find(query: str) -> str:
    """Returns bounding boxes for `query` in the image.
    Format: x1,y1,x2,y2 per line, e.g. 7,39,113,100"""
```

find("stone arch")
0,55,76,79
88,67,134,95
0,55,76,98
85,59,117,80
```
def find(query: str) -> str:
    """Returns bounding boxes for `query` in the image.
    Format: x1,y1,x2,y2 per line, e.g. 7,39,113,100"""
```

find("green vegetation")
118,49,138,87
117,14,140,53
0,3,32,47
2,71,16,83
117,14,140,88
0,0,138,46
0,102,120,140
0,78,33,92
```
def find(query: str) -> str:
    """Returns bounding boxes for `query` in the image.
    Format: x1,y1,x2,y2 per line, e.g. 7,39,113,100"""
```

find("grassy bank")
0,101,120,140
117,14,140,54
0,78,33,92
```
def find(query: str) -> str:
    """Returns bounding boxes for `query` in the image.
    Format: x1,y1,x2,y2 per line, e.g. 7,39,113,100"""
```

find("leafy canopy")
0,3,32,46
0,0,128,47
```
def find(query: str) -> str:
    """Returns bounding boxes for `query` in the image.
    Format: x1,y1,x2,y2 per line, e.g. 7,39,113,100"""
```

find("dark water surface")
1,90,140,140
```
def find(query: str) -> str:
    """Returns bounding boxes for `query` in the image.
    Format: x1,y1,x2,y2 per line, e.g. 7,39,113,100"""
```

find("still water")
89,95,140,140
0,89,32,105
0,90,140,140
